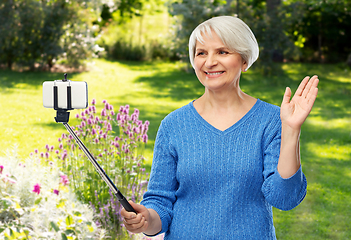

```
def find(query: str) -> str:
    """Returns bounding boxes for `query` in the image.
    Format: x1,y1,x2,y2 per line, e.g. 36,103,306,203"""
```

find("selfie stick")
53,74,137,214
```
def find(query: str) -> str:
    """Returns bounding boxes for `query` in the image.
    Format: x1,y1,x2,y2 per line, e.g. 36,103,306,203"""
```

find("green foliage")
31,99,150,238
168,0,228,69
168,0,351,74
0,0,102,70
283,0,351,63
98,0,176,62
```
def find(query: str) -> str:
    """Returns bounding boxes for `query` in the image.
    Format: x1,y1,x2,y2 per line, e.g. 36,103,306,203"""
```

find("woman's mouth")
205,71,224,76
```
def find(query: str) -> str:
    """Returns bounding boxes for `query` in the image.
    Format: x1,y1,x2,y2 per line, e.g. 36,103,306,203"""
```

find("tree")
0,0,102,70
285,0,351,63
168,0,228,70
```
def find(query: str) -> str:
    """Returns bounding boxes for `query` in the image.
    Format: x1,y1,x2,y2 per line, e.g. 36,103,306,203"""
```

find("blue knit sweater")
141,99,307,239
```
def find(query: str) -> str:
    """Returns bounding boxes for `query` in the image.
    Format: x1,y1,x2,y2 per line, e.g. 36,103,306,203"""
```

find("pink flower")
60,174,69,186
0,165,3,174
32,183,41,194
2,176,17,184
53,189,59,195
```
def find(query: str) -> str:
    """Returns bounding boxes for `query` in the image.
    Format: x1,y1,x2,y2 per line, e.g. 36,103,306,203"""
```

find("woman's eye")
219,51,228,55
196,52,205,56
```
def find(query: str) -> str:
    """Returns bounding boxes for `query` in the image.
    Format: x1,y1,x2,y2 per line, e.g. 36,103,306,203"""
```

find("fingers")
306,80,319,106
120,200,149,233
123,213,149,233
295,75,318,98
282,87,292,105
295,76,310,97
301,75,319,99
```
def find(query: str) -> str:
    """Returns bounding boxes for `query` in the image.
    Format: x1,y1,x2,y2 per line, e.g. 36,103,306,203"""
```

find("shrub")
0,151,97,239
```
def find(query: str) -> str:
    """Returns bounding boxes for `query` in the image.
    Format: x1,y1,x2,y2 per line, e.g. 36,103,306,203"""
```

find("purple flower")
91,128,97,135
116,113,121,121
53,189,59,195
34,149,39,154
92,99,96,105
142,134,148,143
32,183,41,195
0,165,3,174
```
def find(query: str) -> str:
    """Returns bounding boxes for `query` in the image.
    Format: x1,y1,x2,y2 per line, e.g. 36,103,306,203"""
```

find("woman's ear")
242,60,248,72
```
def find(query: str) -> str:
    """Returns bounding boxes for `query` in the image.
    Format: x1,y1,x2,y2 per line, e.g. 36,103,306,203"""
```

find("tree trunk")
7,55,13,70
266,0,283,63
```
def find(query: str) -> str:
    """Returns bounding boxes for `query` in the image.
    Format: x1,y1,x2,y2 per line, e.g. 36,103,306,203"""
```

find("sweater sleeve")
140,119,178,235
261,117,307,211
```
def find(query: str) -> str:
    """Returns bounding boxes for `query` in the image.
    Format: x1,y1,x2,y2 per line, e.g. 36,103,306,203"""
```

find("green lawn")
0,59,350,239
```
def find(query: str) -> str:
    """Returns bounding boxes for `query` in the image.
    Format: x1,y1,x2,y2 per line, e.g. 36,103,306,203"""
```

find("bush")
0,151,97,239
0,0,103,70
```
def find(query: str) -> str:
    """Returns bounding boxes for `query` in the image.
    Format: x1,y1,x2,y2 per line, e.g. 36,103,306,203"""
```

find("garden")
1,0,351,239
1,59,350,239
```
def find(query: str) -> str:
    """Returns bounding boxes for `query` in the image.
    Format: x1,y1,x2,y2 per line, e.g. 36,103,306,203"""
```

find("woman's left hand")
280,75,319,130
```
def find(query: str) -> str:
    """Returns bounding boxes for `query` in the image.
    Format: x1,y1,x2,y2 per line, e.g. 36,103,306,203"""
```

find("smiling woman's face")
194,31,248,92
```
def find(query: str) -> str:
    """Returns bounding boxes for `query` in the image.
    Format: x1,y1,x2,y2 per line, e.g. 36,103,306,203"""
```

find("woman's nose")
205,54,218,68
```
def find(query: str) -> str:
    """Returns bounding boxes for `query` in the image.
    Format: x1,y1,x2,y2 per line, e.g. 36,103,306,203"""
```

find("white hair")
189,16,259,71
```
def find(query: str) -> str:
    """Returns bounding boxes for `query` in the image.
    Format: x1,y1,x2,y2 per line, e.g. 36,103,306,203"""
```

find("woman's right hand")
121,201,150,233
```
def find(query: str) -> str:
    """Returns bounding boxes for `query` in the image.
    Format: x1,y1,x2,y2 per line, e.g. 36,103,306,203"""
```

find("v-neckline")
189,99,261,135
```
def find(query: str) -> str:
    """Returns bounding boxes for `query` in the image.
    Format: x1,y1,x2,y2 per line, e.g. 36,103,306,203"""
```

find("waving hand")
280,75,319,130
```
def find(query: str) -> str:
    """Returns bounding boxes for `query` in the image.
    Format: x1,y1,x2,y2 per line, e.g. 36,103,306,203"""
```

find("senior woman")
121,16,319,239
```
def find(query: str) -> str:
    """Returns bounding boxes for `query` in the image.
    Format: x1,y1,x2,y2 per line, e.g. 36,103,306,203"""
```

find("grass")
0,59,350,239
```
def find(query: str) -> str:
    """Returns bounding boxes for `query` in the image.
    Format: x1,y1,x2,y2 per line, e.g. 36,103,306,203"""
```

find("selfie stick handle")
62,122,137,213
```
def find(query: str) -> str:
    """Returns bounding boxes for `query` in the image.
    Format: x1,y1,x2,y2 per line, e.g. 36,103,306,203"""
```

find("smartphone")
43,80,88,109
